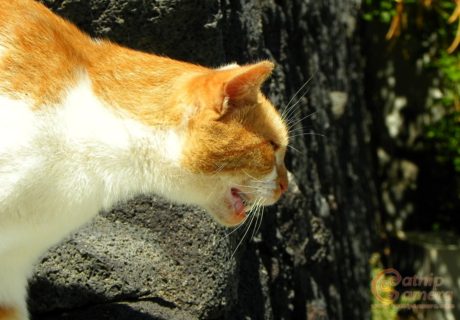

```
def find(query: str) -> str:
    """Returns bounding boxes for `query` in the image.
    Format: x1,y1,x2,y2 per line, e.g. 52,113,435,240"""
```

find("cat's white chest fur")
0,74,187,312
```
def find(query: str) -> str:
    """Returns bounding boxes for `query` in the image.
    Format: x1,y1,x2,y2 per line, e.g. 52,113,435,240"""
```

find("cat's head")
180,61,289,227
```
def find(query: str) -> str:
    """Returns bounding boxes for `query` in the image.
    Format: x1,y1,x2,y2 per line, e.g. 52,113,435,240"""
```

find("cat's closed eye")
269,140,279,151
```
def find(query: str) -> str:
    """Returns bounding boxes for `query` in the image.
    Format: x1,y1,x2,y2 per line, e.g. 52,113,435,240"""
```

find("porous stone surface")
31,1,378,319
30,197,236,319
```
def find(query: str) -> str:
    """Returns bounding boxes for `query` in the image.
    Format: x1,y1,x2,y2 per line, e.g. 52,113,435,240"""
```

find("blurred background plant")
362,2,460,318
364,0,459,173
363,0,460,235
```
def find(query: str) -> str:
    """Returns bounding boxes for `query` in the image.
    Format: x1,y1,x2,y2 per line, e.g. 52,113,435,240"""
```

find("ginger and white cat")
0,0,289,319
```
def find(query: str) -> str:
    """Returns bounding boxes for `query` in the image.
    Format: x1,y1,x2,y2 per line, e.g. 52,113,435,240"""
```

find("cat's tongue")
231,188,246,216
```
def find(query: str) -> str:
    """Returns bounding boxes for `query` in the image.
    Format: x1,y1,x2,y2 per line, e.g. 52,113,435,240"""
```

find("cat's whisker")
242,170,264,183
253,204,265,238
285,85,313,117
250,210,260,240
281,71,317,121
230,207,257,260
205,187,219,202
282,102,300,125
283,78,311,114
238,191,261,197
227,197,264,259
249,198,263,240
210,162,229,177
282,82,315,125
242,188,266,195
289,132,327,139
287,144,301,154
219,215,250,242
244,191,261,196
285,110,319,131
286,117,316,134
283,101,303,125
287,126,309,136
232,183,262,190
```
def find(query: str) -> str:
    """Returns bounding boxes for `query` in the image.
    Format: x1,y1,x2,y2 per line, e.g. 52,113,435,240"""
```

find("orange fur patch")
88,44,206,126
0,307,19,320
0,0,90,107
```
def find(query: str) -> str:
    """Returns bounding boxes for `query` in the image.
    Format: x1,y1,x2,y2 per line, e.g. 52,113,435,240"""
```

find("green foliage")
363,0,460,174
362,0,397,23
430,52,460,173
436,51,460,86
427,112,460,171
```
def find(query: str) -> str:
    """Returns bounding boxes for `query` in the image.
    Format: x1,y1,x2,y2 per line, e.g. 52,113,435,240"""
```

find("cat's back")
0,0,95,106
0,0,36,28
0,0,37,55
0,0,85,45
0,0,68,50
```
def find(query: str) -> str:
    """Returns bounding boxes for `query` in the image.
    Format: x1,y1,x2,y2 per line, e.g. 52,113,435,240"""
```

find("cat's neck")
86,42,205,128
89,46,205,206
45,67,191,210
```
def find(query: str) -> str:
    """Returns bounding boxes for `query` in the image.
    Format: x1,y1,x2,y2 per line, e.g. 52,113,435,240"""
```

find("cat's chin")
202,186,284,227
202,188,250,227
204,206,247,227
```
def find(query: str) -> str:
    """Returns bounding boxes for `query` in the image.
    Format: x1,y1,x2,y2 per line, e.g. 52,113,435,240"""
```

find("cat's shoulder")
0,0,51,31
0,0,87,44
0,0,94,107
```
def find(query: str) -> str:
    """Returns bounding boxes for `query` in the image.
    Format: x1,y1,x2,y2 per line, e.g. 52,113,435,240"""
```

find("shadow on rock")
30,278,193,320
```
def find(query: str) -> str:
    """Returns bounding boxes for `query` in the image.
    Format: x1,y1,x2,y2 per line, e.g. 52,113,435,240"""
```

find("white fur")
218,62,239,70
0,73,197,319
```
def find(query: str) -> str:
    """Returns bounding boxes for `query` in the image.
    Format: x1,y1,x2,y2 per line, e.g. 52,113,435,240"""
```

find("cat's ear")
222,61,274,109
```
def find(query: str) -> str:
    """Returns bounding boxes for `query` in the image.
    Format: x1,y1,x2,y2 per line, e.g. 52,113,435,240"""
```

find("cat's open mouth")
230,187,249,218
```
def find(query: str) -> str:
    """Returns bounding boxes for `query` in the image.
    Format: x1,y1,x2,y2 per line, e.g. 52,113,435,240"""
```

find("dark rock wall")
31,1,378,319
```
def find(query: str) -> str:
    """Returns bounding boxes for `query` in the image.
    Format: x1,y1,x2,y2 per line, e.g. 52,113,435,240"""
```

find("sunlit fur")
0,308,19,320
0,1,288,319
